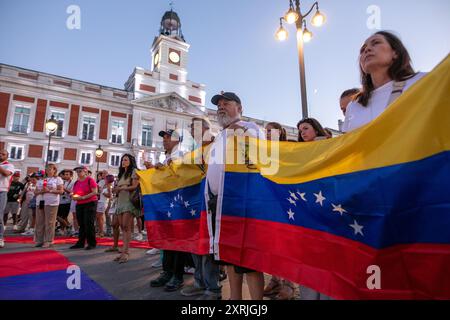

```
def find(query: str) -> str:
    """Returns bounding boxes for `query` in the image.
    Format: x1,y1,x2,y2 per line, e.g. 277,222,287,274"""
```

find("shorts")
69,201,76,213
57,203,71,219
96,202,106,214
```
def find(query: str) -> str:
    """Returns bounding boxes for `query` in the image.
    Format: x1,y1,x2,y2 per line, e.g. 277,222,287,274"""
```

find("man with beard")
205,91,266,300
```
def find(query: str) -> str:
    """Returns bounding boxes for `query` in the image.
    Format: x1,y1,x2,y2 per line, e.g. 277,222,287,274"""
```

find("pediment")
132,92,206,116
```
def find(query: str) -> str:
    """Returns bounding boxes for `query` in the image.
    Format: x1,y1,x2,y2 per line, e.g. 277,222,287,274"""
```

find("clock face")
169,51,180,64
153,52,159,67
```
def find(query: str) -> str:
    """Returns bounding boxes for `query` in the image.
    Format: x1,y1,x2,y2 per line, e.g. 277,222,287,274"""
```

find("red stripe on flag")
0,250,71,278
218,216,450,300
145,211,210,255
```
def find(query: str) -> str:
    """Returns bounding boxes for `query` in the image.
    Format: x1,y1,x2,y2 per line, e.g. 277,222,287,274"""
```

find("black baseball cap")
159,129,181,140
211,91,241,105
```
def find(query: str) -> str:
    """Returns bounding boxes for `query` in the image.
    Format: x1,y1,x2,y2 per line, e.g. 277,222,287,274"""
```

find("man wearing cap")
0,150,15,248
150,129,193,292
205,91,266,300
3,171,24,232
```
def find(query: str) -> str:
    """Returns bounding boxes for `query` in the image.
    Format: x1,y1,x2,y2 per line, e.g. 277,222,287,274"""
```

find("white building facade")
0,10,299,175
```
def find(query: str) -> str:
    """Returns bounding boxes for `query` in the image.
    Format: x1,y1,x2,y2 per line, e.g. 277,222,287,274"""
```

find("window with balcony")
141,123,153,147
11,106,30,134
81,116,96,141
111,120,124,144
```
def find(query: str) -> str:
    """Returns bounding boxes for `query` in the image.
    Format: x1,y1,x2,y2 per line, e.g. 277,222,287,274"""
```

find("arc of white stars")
349,220,364,236
332,204,347,216
314,191,326,207
287,208,295,221
297,191,307,202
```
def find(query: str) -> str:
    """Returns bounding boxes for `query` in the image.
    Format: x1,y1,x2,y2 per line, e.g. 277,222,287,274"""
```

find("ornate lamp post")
276,0,326,118
45,115,58,168
95,145,104,176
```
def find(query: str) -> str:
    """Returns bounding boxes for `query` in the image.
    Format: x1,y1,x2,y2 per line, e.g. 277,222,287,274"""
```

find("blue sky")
0,0,449,129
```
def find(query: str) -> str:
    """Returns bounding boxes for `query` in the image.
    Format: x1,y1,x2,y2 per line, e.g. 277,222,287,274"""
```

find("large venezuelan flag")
137,152,210,255
217,56,450,299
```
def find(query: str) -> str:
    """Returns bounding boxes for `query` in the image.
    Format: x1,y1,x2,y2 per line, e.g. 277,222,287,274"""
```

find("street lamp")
95,145,104,176
275,0,326,118
45,115,58,168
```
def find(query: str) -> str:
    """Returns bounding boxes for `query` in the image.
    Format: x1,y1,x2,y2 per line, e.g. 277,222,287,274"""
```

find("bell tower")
151,9,190,83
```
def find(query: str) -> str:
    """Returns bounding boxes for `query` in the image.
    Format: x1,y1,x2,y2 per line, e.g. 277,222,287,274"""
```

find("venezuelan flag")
217,56,450,299
137,151,210,255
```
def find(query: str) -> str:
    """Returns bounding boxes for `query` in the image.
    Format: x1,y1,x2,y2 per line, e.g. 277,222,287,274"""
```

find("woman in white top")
343,31,426,133
34,164,64,248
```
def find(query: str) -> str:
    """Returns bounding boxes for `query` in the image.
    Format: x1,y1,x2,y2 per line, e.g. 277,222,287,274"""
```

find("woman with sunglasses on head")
343,31,426,133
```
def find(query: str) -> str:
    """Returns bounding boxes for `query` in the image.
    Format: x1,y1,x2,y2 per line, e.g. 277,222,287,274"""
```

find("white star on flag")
190,209,196,216
289,191,299,201
349,220,364,236
332,204,347,216
170,203,174,208
174,196,177,201
287,198,297,206
297,191,307,202
314,191,326,207
184,201,190,208
167,212,172,218
287,208,295,221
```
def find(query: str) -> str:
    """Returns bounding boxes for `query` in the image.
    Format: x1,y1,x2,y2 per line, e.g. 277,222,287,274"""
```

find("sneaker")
196,290,222,300
146,248,160,255
133,233,144,241
22,229,34,236
13,225,18,231
164,276,184,292
184,267,195,275
151,260,163,268
180,285,206,297
42,243,53,248
150,272,172,287
0,239,4,248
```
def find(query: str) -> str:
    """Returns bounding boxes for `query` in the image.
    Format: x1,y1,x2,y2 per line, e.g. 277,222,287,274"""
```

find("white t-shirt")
0,161,14,192
343,72,427,133
36,177,64,206
206,120,265,196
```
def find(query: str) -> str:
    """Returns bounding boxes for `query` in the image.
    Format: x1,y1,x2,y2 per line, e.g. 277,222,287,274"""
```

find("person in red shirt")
69,166,98,250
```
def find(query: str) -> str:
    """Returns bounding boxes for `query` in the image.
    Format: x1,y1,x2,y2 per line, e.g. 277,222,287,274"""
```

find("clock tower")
125,9,206,107
151,10,189,83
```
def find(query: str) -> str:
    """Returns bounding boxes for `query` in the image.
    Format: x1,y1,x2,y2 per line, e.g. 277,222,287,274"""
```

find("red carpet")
4,236,151,249
0,250,71,278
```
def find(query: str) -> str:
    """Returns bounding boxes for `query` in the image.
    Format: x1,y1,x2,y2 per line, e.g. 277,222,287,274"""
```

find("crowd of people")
0,31,427,300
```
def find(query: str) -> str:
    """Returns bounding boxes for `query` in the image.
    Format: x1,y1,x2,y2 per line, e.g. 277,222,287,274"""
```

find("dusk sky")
1,0,449,129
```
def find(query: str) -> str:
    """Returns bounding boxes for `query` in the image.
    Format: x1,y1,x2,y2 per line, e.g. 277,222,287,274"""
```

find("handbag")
130,185,142,210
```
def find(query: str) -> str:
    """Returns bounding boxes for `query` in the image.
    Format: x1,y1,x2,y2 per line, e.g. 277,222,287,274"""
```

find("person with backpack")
69,166,98,250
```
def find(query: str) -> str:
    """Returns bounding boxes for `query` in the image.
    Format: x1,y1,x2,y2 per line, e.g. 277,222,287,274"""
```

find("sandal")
273,282,297,300
263,278,282,296
105,247,119,253
118,253,129,264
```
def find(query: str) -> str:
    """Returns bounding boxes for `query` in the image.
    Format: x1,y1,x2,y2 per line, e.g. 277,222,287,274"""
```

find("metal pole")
295,0,309,119
96,158,100,176
45,131,52,169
